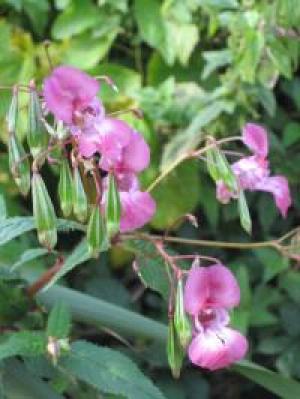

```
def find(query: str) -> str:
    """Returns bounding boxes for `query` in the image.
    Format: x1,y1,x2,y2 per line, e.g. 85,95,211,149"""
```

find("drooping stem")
26,255,64,297
146,136,242,193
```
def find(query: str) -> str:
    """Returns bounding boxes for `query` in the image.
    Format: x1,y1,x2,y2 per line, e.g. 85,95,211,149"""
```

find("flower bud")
47,336,70,365
167,318,184,379
32,173,57,249
73,165,88,222
105,173,121,238
6,86,18,134
174,277,192,349
87,204,107,258
238,190,252,234
58,159,73,217
27,81,48,158
8,133,30,196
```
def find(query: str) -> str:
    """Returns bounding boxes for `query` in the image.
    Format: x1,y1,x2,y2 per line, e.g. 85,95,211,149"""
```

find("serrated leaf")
123,239,170,300
47,302,71,339
0,217,84,247
0,331,46,361
43,240,91,291
161,100,234,170
61,341,166,399
11,248,50,271
52,0,100,39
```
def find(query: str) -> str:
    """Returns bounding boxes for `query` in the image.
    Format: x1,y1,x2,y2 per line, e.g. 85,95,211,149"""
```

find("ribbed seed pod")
58,159,73,217
105,173,121,238
73,166,88,223
87,205,107,258
167,318,185,379
6,86,18,134
27,81,48,158
8,133,31,196
32,173,57,250
174,278,192,349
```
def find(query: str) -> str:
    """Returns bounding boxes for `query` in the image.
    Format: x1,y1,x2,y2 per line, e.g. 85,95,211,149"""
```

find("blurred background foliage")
1,0,300,398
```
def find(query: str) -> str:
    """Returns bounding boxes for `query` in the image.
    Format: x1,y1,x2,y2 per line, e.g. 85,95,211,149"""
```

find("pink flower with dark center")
184,261,248,371
216,123,292,217
43,65,102,125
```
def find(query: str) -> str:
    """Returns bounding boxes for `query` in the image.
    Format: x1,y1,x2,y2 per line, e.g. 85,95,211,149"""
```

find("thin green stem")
146,136,242,193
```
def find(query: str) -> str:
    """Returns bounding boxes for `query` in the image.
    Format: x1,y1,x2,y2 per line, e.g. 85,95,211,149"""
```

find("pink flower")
184,262,248,371
216,123,292,217
119,190,156,232
43,65,102,125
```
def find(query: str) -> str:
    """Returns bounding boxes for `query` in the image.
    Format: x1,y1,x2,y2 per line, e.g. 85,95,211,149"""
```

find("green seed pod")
87,205,107,258
105,173,121,238
167,318,184,379
238,190,252,234
8,133,30,196
27,81,48,158
73,166,88,223
32,173,57,250
174,277,192,349
58,159,73,217
206,147,220,182
215,149,238,192
6,86,18,134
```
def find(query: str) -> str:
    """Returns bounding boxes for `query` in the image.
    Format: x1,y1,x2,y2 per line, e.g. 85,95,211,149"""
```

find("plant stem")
125,232,281,251
37,285,167,343
146,136,242,193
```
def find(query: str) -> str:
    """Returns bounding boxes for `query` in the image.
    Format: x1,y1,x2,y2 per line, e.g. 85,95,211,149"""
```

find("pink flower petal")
184,263,240,316
97,118,132,170
120,191,156,232
121,131,150,173
43,65,100,124
255,175,292,217
188,327,248,371
242,123,268,158
206,264,240,309
184,263,210,316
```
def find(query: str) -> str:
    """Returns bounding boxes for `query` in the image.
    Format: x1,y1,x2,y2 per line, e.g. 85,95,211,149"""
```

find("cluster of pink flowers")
217,123,292,217
184,261,248,370
43,66,156,232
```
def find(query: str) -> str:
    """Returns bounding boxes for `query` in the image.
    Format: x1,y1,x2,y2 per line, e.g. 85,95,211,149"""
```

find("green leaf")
123,239,170,300
238,29,264,83
283,122,300,147
151,161,201,229
254,248,289,282
3,358,64,399
0,331,46,360
233,360,300,399
238,191,252,234
279,270,300,303
52,0,100,39
202,49,232,79
0,194,7,221
161,100,234,170
90,63,141,103
11,247,50,271
61,341,166,399
268,39,292,79
0,217,84,247
43,240,91,291
134,0,169,62
165,22,199,66
63,31,117,70
47,302,71,339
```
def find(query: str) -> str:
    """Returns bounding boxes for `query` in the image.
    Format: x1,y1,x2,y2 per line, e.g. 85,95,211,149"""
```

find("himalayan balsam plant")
3,64,299,397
